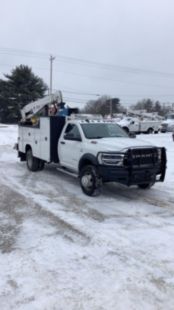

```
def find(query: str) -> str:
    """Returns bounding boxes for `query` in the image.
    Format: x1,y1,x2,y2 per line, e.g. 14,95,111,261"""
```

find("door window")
64,124,81,140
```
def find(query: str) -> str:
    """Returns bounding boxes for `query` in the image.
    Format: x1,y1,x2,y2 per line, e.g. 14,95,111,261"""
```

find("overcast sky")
0,0,174,108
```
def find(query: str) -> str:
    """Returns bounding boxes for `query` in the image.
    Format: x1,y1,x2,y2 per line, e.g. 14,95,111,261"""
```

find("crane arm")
21,91,63,121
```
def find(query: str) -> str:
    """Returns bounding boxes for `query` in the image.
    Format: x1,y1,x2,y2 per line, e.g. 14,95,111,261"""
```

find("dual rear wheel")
26,149,44,172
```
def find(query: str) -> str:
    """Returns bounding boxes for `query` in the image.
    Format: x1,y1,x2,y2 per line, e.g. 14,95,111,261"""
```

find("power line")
1,60,174,91
64,96,89,102
1,46,174,79
0,62,167,90
61,89,100,97
1,64,174,99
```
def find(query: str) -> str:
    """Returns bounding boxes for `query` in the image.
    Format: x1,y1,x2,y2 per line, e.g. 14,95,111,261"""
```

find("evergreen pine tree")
0,65,47,123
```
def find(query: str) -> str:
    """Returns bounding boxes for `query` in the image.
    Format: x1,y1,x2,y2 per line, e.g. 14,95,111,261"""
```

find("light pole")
107,98,119,118
49,55,55,95
110,98,113,118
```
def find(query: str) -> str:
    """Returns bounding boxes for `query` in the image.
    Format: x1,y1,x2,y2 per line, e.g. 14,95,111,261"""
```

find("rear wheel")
147,128,153,134
79,165,102,196
38,160,45,171
26,149,40,172
138,182,154,189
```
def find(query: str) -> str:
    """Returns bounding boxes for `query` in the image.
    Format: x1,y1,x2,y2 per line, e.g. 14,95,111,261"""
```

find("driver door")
129,120,139,132
58,123,83,170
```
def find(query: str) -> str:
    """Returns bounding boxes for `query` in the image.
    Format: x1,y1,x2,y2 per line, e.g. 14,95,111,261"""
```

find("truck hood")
87,137,154,153
117,120,130,126
162,120,174,125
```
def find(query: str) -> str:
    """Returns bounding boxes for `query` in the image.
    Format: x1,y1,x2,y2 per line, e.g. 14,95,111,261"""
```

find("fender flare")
78,153,98,172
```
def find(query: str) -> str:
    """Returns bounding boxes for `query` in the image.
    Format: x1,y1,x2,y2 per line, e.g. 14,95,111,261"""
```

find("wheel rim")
81,173,94,190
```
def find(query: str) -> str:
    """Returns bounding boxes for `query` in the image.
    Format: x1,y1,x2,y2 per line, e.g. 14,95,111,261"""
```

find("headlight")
97,152,124,166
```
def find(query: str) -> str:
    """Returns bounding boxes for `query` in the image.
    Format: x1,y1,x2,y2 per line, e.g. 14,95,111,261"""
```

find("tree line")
82,97,173,117
0,65,173,123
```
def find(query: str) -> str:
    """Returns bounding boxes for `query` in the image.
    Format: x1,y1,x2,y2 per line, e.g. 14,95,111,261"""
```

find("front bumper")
98,165,162,185
97,148,166,186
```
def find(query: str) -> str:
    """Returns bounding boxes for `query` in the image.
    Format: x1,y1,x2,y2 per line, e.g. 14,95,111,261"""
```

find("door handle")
60,141,65,144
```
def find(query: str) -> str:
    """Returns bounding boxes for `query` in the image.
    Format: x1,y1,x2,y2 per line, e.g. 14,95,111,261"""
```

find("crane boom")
21,91,63,121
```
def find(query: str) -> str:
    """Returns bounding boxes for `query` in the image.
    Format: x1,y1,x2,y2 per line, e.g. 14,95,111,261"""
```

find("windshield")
81,123,129,139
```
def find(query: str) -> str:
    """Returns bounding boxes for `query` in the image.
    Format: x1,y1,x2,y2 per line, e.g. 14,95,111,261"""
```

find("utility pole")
107,98,119,118
110,98,113,118
49,55,55,95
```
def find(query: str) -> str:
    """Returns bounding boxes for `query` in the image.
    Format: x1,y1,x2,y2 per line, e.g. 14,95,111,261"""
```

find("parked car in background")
161,114,174,132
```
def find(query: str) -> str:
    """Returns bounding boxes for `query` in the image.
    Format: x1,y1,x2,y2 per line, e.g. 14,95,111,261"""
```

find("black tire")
147,128,153,134
79,165,102,196
38,160,45,171
138,182,154,189
26,149,40,172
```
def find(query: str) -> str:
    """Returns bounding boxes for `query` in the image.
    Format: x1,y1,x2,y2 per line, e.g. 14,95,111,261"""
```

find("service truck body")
117,117,161,134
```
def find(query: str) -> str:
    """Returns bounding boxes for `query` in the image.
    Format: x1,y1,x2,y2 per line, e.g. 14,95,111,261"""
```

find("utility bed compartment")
18,116,65,162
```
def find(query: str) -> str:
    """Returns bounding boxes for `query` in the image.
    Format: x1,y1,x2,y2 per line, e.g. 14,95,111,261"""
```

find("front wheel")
138,182,154,189
79,165,102,196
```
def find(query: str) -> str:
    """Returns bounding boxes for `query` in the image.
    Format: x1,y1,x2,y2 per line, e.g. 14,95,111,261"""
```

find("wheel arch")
78,154,98,172
25,144,32,153
123,126,129,133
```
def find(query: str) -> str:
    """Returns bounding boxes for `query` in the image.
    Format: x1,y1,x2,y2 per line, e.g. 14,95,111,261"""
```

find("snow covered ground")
0,125,174,310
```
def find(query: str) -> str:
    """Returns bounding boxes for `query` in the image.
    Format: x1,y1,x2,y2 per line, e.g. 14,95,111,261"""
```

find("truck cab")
161,114,174,132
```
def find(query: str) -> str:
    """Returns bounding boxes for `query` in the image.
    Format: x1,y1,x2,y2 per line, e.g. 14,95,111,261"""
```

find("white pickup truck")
17,114,166,196
161,114,174,132
117,117,161,134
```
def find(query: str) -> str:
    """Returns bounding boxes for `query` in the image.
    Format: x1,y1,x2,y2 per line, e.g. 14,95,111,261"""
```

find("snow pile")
0,126,174,310
0,125,17,146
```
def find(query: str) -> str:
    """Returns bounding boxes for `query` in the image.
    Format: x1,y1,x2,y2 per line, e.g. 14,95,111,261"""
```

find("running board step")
56,167,78,178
